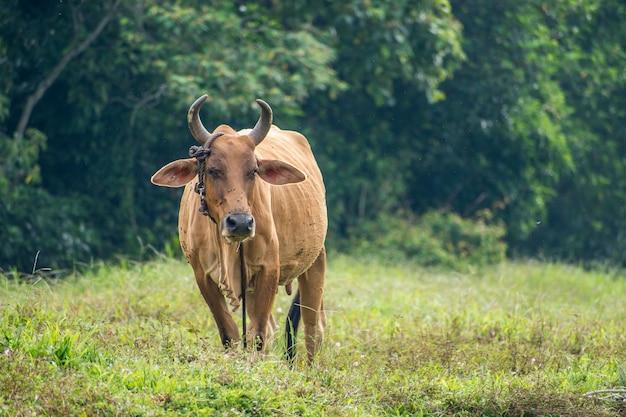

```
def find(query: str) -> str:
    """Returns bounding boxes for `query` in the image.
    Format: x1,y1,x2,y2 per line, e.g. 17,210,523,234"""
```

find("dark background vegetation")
1,0,624,272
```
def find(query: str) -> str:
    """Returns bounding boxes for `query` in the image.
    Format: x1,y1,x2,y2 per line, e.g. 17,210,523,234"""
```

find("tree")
403,0,575,245
268,0,466,239
526,0,626,263
0,0,343,270
3,0,624,270
0,0,124,271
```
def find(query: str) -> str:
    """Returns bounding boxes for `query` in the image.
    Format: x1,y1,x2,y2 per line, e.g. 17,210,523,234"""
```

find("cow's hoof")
253,333,264,351
221,336,236,350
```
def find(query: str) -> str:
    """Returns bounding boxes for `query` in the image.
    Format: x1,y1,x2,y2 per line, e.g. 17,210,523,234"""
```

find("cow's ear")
151,158,197,187
257,159,307,185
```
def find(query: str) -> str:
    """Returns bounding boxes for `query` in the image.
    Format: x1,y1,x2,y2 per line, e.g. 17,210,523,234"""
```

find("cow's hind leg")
284,290,301,363
193,269,239,349
295,248,326,364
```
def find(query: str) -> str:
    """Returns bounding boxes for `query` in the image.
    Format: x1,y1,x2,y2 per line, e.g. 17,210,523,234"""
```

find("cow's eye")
248,168,259,178
207,168,221,179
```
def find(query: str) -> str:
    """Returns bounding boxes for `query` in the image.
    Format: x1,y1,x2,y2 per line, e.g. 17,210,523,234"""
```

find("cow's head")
151,95,306,243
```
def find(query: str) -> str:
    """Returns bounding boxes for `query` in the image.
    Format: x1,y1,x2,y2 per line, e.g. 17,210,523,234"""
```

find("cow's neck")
212,225,245,313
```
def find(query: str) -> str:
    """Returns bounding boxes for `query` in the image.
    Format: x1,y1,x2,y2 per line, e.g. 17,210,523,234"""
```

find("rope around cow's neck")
189,145,213,221
189,132,224,223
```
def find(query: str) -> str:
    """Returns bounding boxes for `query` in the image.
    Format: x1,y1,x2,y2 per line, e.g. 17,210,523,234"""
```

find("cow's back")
244,125,327,282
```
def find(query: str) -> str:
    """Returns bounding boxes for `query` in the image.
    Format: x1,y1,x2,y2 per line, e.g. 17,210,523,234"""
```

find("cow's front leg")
193,269,239,349
245,266,279,351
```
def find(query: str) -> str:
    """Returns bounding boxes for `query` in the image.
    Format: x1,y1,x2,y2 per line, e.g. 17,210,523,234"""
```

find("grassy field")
1,254,626,416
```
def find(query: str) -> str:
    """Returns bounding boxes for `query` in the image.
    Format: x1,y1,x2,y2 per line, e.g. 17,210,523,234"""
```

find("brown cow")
151,95,327,363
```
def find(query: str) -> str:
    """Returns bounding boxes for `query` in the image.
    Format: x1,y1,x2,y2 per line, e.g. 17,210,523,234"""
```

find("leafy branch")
14,0,122,141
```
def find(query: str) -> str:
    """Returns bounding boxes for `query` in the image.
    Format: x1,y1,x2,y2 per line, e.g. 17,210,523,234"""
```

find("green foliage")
120,2,343,116
0,128,47,192
295,0,466,240
398,0,577,245
0,0,625,269
0,128,95,272
0,0,345,270
351,210,506,269
327,0,465,105
1,257,625,416
524,0,626,264
0,188,95,273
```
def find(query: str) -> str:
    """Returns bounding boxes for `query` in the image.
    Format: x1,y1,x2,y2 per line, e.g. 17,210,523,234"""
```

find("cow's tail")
284,290,301,363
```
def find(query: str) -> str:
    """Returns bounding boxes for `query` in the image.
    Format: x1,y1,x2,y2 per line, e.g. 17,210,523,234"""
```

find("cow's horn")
188,94,212,145
248,99,273,146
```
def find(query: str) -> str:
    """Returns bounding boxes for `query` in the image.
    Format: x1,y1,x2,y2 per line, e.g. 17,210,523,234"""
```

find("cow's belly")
272,182,327,283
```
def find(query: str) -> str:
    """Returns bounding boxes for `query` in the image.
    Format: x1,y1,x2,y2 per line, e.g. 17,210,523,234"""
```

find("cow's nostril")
226,216,237,230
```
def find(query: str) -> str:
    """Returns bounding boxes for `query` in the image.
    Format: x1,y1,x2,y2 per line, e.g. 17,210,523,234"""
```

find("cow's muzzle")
222,213,256,242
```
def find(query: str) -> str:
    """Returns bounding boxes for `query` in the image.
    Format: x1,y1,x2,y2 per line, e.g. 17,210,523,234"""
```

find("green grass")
1,255,626,416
